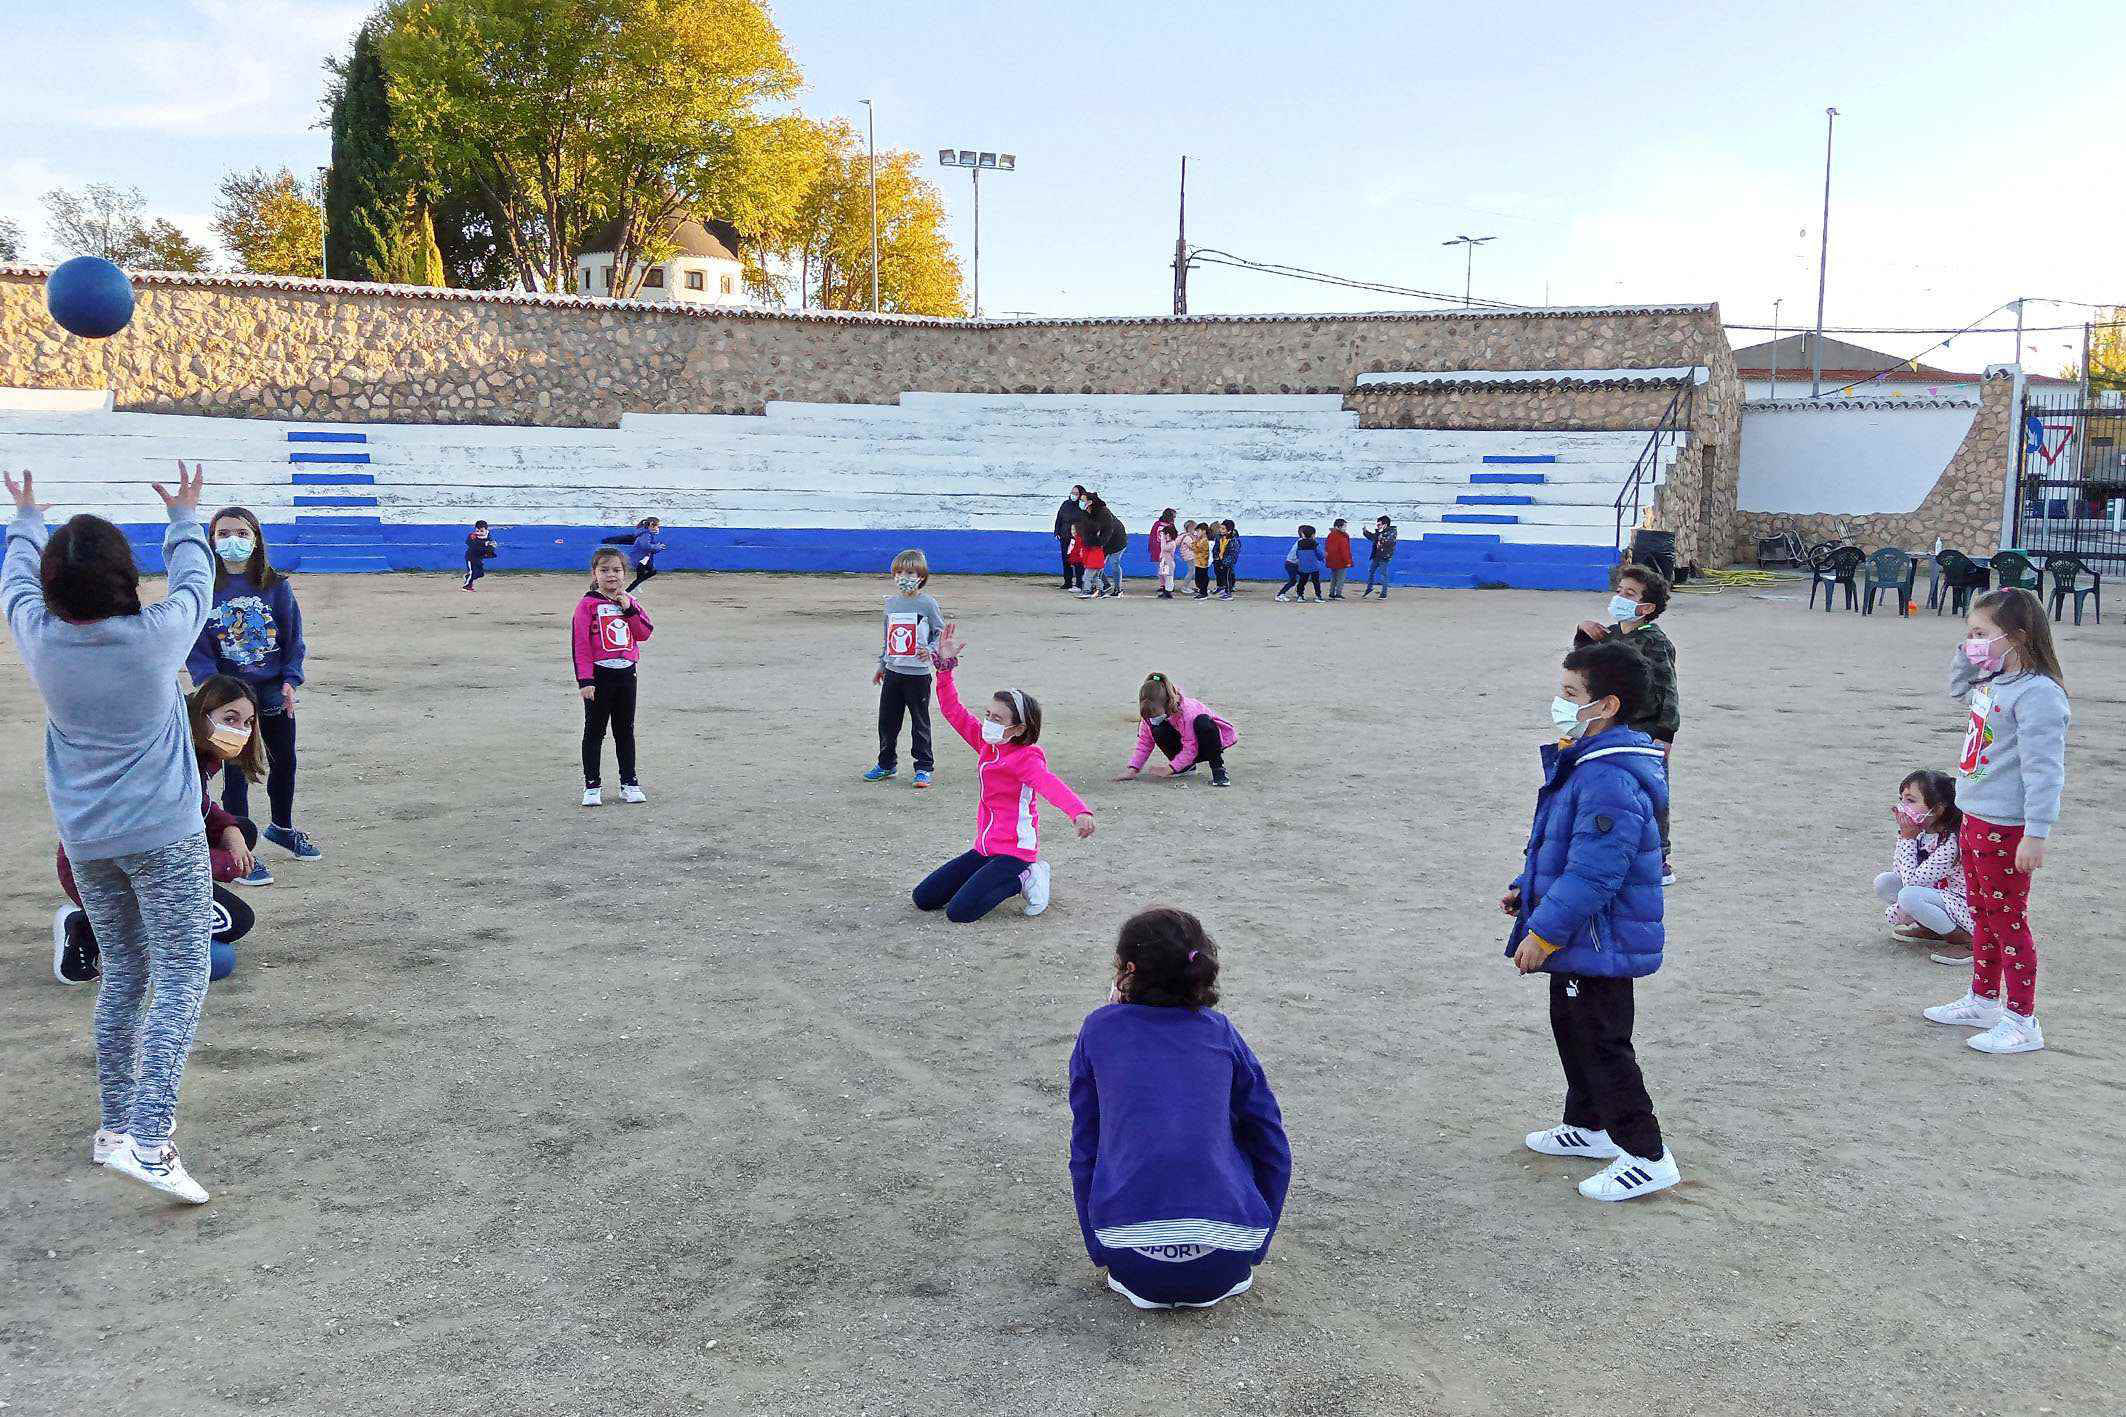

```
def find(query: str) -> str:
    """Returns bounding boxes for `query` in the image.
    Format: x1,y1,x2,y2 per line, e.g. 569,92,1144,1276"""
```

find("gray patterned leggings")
71,834,212,1147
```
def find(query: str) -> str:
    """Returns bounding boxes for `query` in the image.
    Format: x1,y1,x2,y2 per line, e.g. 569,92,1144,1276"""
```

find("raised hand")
4,470,48,515
935,622,964,663
152,460,205,514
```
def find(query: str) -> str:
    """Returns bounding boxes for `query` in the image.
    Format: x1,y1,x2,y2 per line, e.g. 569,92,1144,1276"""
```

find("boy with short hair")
1575,564,1679,884
865,549,944,787
1501,638,1678,1202
463,520,496,591
1359,515,1397,599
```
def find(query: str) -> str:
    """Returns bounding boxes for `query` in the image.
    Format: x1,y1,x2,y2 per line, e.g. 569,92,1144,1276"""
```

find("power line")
1727,319,2116,335
1186,247,1526,311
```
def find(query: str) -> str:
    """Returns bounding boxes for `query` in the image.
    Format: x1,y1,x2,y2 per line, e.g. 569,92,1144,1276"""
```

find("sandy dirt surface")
1,570,2121,1417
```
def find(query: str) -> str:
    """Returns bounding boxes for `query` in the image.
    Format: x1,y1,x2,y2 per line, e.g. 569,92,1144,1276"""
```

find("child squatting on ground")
866,550,944,787
1874,769,1974,964
1502,638,1680,1202
1574,564,1680,884
6,463,219,1205
912,623,1093,921
1069,907,1291,1309
572,547,655,806
1923,587,2070,1055
1114,672,1236,788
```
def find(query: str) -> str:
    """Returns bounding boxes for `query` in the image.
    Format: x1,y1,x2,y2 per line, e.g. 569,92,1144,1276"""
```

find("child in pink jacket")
913,623,1094,921
571,547,654,807
1113,672,1237,788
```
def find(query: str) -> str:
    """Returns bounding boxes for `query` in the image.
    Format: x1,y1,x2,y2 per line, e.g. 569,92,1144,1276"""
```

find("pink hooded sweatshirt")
1125,685,1238,773
571,591,654,685
937,664,1091,863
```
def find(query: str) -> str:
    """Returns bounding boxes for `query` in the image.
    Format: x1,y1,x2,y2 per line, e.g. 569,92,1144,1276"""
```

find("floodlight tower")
937,148,1016,317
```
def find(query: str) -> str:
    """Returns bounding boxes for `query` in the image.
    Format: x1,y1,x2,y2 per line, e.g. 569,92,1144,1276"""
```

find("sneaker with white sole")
1578,1148,1680,1202
104,1141,209,1204
1929,951,1975,966
582,786,602,807
1022,860,1052,917
1923,992,2002,1029
1524,1124,1621,1160
262,823,323,861
53,906,99,985
620,783,647,804
1107,1273,1173,1310
1967,1011,2044,1054
91,1128,127,1165
229,859,274,888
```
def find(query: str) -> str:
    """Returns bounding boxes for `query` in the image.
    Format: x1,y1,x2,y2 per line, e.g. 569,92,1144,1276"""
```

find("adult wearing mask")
1055,485,1086,591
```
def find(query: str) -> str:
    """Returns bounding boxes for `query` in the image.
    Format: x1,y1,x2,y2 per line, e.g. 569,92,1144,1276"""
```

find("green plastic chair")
1862,548,1917,617
1990,551,2041,593
2045,555,2102,625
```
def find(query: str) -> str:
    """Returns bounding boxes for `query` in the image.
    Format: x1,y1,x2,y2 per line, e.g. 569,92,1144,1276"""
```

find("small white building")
575,219,746,305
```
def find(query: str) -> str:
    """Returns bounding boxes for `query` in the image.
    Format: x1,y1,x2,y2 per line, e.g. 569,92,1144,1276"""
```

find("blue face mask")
1608,593,1642,623
215,536,255,564
1551,696,1592,738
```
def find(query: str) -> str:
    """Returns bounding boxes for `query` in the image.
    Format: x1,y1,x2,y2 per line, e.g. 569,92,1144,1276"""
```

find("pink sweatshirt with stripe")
1125,685,1237,773
937,665,1091,863
571,592,654,685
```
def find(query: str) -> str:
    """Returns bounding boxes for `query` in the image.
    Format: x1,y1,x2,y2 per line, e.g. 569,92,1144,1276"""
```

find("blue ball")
45,256,136,339
210,940,236,982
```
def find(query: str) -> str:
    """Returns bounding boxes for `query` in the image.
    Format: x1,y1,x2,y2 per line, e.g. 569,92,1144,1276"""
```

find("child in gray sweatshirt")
866,549,945,786
4,466,220,1203
1924,588,2070,1056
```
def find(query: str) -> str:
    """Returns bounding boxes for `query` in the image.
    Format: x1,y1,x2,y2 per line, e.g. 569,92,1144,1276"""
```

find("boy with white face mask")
1575,563,1678,884
865,549,945,787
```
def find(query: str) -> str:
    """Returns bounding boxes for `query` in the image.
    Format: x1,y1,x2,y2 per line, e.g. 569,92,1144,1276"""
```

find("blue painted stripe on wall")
1469,472,1547,484
291,472,377,485
286,431,369,443
294,495,381,508
288,452,372,464
1455,495,1536,505
1443,513,1520,524
1481,454,1557,464
98,522,1615,585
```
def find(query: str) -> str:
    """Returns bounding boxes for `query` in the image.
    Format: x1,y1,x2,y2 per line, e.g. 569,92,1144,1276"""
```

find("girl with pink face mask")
1873,770,1973,963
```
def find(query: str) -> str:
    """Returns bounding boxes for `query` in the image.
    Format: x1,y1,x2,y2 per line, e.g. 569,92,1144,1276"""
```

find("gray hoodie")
5,506,215,859
880,591,944,675
1946,643,2070,837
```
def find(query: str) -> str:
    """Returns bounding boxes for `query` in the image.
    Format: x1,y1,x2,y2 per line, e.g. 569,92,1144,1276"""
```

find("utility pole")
1769,296,1784,395
1171,156,1189,316
1441,234,1496,306
860,99,878,312
316,165,329,279
1809,106,1838,396
2014,296,2025,372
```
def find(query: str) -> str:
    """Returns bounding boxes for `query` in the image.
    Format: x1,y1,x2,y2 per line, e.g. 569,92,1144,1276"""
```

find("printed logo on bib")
885,611,922,658
1958,687,1994,779
597,606,633,655
1132,1243,1216,1264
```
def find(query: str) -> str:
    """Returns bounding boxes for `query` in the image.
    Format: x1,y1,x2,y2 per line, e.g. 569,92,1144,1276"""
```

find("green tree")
762,120,964,315
40,184,210,271
214,167,324,276
380,0,810,294
2060,309,2125,392
0,216,21,261
324,20,427,283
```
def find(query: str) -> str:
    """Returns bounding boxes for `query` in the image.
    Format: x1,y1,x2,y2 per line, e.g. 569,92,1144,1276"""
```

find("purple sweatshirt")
1067,1003,1291,1263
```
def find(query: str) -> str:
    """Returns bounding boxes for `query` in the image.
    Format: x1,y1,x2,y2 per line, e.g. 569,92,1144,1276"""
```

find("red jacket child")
1325,526,1354,571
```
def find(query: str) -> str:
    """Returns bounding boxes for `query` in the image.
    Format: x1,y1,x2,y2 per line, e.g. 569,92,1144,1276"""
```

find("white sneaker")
582,786,602,807
1578,1148,1680,1202
91,1128,127,1165
619,783,647,804
1967,1011,2044,1054
1922,992,2001,1029
1524,1124,1621,1160
1274,592,1290,602
104,1141,209,1204
1022,860,1052,917
1107,1273,1172,1310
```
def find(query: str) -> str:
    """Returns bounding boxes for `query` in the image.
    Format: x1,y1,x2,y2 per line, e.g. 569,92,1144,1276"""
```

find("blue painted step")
289,452,372,464
1470,472,1547,484
1455,495,1536,505
287,430,369,443
1481,454,1557,464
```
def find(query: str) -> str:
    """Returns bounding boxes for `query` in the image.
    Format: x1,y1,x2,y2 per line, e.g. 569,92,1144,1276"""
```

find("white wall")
578,255,743,305
1745,377,1983,402
1738,401,1978,514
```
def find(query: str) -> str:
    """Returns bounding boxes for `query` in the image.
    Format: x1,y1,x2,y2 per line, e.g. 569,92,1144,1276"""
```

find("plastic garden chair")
2046,555,2102,625
1932,550,1991,616
1808,545,1865,612
1862,547,1917,617
1755,529,1806,569
1990,551,2041,593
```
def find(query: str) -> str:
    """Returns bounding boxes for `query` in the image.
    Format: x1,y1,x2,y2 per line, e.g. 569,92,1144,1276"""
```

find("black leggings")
1193,564,1210,596
582,666,639,786
221,710,297,830
626,563,656,593
1150,713,1227,769
1298,571,1322,597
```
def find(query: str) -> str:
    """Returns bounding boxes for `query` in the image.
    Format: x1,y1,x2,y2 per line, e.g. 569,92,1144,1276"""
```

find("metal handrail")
1612,381,1694,555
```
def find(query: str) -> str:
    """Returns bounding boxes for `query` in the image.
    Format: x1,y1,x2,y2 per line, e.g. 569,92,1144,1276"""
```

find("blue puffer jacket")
1505,725,1668,978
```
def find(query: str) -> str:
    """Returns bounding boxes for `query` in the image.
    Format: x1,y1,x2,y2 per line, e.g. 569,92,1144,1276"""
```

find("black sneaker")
53,906,99,985
1211,765,1231,788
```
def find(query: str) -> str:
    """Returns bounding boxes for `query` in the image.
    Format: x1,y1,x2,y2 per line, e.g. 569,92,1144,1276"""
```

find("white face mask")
215,536,255,563
981,719,1009,745
1551,696,1594,739
1148,713,1167,726
1607,594,1642,622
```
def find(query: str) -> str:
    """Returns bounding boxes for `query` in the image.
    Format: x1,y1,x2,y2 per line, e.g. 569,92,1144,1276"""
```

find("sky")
2,0,2119,375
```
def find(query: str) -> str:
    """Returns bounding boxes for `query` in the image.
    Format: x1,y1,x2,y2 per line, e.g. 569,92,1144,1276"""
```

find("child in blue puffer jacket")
1500,638,1678,1203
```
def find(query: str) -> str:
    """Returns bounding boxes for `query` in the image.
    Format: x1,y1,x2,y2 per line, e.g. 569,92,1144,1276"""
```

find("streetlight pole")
316,165,329,280
1809,106,1838,396
1769,296,1783,395
860,99,878,312
1441,234,1496,306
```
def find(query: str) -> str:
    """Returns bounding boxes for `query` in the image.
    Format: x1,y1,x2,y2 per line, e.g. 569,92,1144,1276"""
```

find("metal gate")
2014,386,2126,570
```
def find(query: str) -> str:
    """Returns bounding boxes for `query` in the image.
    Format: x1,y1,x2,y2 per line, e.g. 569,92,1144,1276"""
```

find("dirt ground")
1,570,2121,1417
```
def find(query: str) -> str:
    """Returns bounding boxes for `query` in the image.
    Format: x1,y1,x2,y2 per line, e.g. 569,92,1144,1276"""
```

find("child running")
1069,906,1291,1310
600,517,669,593
6,463,218,1204
865,549,944,788
1574,564,1680,884
1503,639,1678,1202
463,520,497,590
1924,588,2070,1055
1113,672,1236,788
1874,769,1973,964
187,505,320,866
572,547,655,806
912,623,1093,920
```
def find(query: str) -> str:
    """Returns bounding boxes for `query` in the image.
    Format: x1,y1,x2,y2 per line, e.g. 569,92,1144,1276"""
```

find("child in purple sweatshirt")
1068,907,1291,1309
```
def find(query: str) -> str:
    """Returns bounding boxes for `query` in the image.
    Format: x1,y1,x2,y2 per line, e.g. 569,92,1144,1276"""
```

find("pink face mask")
1962,634,2005,671
1895,801,1930,825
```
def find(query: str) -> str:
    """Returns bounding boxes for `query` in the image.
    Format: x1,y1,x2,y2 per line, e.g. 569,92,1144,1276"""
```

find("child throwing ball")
912,624,1092,920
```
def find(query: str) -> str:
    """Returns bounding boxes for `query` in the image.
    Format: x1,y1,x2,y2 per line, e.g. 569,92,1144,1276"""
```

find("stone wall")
1345,383,1689,431
1732,371,2014,560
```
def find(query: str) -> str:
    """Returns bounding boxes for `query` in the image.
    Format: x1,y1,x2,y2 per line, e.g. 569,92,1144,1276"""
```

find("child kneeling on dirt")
1069,907,1290,1309
1502,638,1679,1202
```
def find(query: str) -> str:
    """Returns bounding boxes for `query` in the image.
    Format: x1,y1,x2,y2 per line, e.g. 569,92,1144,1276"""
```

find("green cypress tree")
325,22,402,282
